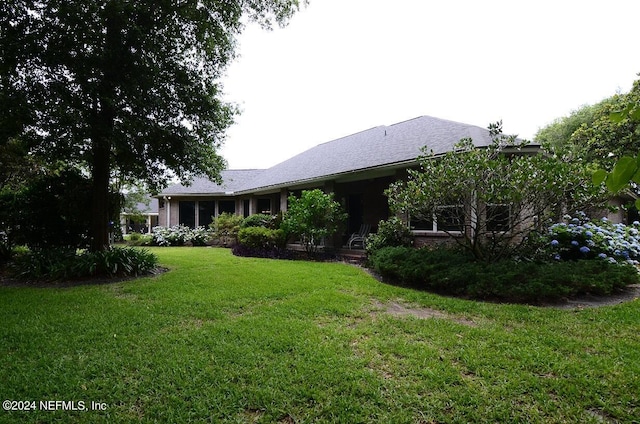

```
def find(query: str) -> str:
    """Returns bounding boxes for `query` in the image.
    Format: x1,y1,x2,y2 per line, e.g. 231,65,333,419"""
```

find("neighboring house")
157,115,545,247
120,197,159,235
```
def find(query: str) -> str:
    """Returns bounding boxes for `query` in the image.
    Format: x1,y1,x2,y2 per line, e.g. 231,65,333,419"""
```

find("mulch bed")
0,267,169,289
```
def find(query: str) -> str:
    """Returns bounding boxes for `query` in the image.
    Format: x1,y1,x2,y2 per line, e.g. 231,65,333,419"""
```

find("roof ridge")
388,115,486,130
316,125,385,147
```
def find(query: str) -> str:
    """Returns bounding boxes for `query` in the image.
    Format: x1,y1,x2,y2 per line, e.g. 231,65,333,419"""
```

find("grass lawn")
1,247,639,423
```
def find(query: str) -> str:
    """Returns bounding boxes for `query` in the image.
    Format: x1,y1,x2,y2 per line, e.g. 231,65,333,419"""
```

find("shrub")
238,227,285,249
541,212,640,265
365,216,414,255
369,246,639,302
231,243,296,260
125,233,153,246
241,214,276,229
9,247,158,281
281,189,347,253
189,226,212,246
152,225,191,246
0,231,10,264
210,213,244,246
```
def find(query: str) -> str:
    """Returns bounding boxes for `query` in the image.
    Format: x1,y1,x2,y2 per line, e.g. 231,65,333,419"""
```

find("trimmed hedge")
369,246,639,303
237,227,286,249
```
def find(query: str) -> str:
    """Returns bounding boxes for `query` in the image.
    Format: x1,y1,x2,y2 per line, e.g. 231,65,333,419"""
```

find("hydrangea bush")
545,212,640,265
152,225,211,247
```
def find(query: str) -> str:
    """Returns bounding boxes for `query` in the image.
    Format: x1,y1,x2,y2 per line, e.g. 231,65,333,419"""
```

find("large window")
179,201,196,228
257,198,271,214
410,205,464,233
198,201,215,228
243,199,250,218
218,200,236,215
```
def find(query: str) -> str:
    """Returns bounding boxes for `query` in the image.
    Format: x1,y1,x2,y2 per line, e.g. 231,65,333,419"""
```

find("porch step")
337,248,367,265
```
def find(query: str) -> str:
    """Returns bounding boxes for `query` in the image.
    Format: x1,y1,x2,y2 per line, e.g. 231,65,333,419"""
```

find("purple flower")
579,246,590,254
550,239,559,247
571,240,579,246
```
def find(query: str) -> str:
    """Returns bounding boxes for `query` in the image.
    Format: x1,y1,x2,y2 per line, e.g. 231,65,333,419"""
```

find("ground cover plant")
1,248,638,423
369,246,639,302
7,246,158,281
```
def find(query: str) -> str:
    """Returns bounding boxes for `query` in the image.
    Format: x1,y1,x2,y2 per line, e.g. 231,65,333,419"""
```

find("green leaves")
282,189,347,253
593,153,640,210
610,102,640,123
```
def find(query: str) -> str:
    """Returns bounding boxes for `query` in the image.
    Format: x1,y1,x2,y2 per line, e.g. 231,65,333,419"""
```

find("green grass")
1,248,639,423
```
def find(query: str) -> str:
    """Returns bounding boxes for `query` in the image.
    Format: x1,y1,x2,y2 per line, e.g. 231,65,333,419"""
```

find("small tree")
282,189,347,253
386,122,606,262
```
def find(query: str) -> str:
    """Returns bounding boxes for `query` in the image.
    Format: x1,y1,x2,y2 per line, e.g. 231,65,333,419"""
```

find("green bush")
9,247,158,281
125,233,153,246
365,216,414,254
210,213,244,246
369,246,639,302
281,189,347,253
238,227,285,249
241,214,276,229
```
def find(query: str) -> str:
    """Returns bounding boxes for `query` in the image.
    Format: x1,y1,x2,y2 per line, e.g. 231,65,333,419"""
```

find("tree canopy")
535,76,640,167
0,0,305,250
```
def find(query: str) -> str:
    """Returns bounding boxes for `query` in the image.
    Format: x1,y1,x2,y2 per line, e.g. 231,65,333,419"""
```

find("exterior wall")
158,196,240,228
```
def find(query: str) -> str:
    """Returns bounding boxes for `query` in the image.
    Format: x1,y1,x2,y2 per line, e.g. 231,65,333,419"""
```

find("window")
410,215,434,231
257,198,271,214
198,201,215,228
486,204,511,232
179,201,196,228
218,200,236,215
435,205,464,232
243,199,250,218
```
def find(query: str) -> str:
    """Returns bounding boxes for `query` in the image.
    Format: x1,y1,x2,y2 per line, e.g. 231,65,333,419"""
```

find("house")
157,115,544,248
120,197,159,235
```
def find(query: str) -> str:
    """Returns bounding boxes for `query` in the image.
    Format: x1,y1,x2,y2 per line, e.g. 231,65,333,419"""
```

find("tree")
282,189,347,254
386,122,606,262
534,101,604,159
592,94,640,206
0,0,305,251
535,77,640,168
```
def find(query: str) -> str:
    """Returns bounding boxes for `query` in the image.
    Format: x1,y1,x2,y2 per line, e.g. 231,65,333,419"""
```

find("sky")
219,0,640,169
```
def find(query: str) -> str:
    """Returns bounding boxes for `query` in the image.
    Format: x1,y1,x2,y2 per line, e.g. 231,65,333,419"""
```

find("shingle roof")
159,116,505,196
160,169,265,196
241,116,495,192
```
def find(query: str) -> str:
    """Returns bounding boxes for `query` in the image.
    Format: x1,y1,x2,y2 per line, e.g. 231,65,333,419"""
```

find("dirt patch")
372,300,477,327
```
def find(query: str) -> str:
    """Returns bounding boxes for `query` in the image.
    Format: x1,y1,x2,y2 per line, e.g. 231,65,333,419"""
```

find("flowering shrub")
545,212,640,265
190,226,212,246
152,225,211,246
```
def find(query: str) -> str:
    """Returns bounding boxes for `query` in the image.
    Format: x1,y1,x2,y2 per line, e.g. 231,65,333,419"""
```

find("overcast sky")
219,0,640,169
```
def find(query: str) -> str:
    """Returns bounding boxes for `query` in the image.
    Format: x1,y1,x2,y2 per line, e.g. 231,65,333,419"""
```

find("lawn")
1,247,639,423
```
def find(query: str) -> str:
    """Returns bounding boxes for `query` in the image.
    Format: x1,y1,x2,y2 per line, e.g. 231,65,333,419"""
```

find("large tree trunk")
89,7,119,252
90,135,112,252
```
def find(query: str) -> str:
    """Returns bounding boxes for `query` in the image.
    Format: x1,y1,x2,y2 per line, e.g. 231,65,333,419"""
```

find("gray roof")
160,169,265,196
159,116,506,196
243,116,495,192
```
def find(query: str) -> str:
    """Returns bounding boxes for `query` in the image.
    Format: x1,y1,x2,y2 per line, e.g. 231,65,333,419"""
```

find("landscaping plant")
386,122,606,262
281,189,347,253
